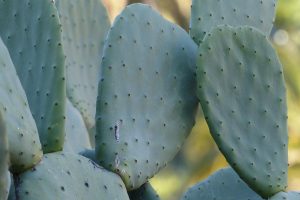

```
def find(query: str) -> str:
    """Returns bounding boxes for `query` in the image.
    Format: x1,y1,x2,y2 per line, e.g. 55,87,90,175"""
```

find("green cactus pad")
56,0,110,142
129,182,160,200
0,112,10,200
190,0,277,44
16,152,130,200
270,191,300,200
0,39,42,173
181,168,263,200
0,0,66,153
196,25,288,197
96,3,198,190
64,99,91,153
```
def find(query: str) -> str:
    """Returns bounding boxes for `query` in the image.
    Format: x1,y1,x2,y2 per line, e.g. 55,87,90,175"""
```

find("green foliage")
56,0,111,145
16,153,130,200
276,0,300,29
0,0,66,153
181,168,263,200
196,25,288,197
95,3,198,190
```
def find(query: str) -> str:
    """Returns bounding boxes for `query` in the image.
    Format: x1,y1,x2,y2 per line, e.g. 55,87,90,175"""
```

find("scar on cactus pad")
196,25,288,198
96,3,198,190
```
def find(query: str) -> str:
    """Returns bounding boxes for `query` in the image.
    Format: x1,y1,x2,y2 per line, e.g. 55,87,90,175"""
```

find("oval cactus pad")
196,25,288,197
96,4,198,190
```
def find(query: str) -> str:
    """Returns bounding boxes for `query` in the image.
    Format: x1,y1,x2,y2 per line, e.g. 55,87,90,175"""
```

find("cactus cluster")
0,0,298,200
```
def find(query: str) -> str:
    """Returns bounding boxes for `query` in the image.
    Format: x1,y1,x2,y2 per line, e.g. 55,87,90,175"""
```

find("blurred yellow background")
102,0,300,199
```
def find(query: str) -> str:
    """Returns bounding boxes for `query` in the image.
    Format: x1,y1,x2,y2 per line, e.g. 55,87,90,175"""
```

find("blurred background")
102,0,300,199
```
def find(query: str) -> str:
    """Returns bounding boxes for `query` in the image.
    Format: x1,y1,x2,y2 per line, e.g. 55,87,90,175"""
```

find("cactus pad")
16,152,130,200
56,0,110,139
64,99,91,153
181,168,263,200
270,191,300,200
190,0,277,44
196,25,288,197
0,0,66,153
96,3,198,190
0,38,42,173
129,182,160,200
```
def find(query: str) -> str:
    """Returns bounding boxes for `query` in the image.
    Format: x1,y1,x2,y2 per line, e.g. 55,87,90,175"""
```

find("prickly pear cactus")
16,153,130,200
181,168,263,200
190,0,277,44
55,0,110,144
270,191,300,200
0,0,66,153
64,99,91,153
196,25,288,198
95,3,198,190
129,182,160,200
0,38,42,173
0,112,10,200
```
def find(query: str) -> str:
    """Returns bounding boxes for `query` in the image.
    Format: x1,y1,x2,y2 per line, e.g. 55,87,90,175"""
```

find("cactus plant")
0,0,298,200
0,0,66,153
190,0,277,44
95,3,198,190
15,152,130,200
55,0,111,146
196,25,288,197
181,168,263,200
